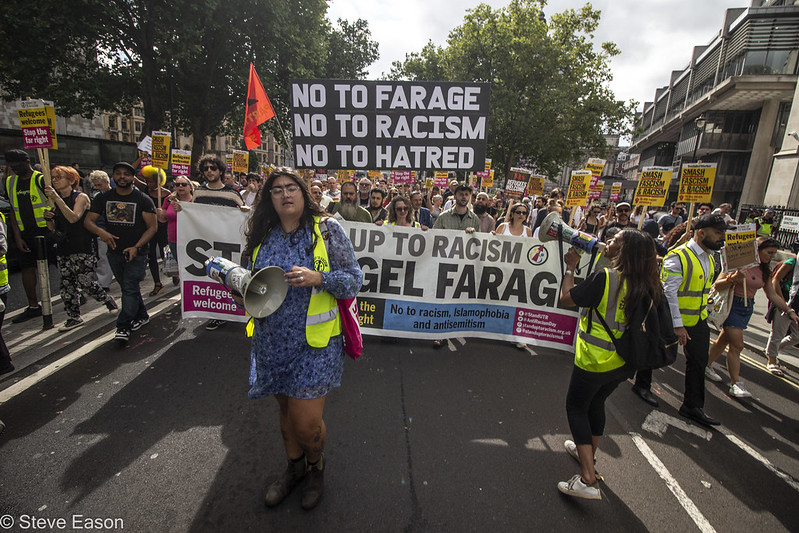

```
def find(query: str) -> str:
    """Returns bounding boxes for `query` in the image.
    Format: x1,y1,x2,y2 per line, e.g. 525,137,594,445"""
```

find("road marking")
740,352,799,392
723,432,799,493
0,296,180,406
470,438,509,447
642,411,713,441
629,432,716,533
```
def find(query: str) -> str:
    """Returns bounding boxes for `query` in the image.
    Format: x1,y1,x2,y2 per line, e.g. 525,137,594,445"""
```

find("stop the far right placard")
677,162,716,203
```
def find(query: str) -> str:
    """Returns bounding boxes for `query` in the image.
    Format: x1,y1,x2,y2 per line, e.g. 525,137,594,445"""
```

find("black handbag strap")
592,306,620,351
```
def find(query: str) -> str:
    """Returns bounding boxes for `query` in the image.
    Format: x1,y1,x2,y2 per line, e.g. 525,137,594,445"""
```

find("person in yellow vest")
3,149,49,323
238,167,362,511
557,229,660,500
662,213,727,426
0,211,13,375
755,208,776,237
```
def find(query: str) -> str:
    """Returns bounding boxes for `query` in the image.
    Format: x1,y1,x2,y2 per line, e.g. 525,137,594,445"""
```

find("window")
135,122,142,132
108,116,116,129
121,119,128,131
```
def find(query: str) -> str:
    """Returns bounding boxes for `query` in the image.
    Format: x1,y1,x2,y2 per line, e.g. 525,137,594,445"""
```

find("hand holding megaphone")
539,211,605,255
205,257,288,317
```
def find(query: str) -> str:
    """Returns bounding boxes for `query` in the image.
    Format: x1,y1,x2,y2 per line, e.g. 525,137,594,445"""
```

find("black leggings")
566,364,633,445
147,222,168,284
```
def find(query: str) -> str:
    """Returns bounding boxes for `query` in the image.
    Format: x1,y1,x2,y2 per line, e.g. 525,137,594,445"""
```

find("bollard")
33,236,54,329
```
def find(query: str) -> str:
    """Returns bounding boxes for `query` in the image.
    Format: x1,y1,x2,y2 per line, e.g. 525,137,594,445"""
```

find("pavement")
1,272,797,389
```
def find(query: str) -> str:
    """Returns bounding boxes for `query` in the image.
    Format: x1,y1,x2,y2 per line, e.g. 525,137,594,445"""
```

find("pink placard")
22,127,52,149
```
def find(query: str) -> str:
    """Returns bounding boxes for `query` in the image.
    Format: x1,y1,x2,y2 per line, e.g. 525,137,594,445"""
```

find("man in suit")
410,190,433,230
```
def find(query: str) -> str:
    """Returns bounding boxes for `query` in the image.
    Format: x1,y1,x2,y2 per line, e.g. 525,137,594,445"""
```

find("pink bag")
337,297,363,360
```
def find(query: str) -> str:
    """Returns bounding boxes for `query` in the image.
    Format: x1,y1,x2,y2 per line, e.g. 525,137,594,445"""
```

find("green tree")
389,0,635,181
0,0,378,168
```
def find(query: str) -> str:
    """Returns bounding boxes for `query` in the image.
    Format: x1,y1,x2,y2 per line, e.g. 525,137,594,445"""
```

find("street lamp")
692,114,706,162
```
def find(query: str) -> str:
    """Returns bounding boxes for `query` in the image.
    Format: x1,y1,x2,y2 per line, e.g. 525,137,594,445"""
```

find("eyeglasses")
359,183,371,187
515,211,528,216
175,182,190,187
270,184,300,196
201,165,218,172
395,206,409,212
616,208,630,213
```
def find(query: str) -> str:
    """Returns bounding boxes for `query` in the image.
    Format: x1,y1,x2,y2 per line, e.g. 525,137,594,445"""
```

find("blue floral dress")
248,218,362,399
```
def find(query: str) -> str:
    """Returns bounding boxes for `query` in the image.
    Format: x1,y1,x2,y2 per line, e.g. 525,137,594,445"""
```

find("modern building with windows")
630,0,799,210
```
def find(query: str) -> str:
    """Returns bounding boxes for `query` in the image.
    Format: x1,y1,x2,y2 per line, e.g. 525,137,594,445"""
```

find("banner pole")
637,206,646,230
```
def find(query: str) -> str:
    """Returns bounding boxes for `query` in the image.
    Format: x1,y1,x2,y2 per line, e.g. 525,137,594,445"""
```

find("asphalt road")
1,297,798,532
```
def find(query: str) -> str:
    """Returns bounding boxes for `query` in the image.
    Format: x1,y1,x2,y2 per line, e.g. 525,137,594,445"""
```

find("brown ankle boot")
265,456,306,507
301,455,325,510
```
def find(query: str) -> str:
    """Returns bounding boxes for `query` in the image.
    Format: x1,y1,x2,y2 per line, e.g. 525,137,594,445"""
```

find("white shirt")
662,239,711,328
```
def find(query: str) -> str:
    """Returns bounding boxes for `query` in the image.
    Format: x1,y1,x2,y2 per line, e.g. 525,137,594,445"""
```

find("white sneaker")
729,382,752,398
705,366,723,382
564,440,580,463
557,474,601,500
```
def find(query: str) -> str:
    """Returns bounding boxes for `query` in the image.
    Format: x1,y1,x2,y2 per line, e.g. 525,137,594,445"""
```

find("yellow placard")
232,150,249,173
633,166,672,206
584,158,605,177
425,178,434,188
565,170,591,207
481,169,494,188
484,159,492,170
527,175,545,196
17,99,58,150
677,163,716,203
368,170,382,179
337,169,355,182
722,224,758,272
151,131,171,169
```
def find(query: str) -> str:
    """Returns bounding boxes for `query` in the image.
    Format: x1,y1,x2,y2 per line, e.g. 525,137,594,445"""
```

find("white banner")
176,203,582,349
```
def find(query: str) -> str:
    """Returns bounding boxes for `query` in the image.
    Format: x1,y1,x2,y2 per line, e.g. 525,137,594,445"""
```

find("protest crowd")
2,148,798,506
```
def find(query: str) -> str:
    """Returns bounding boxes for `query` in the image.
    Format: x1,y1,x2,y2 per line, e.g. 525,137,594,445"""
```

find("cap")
616,202,631,209
112,162,137,175
694,213,727,232
765,208,775,214
4,149,30,164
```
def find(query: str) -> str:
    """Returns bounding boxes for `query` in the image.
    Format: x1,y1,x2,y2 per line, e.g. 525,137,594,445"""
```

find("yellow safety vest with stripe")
574,268,627,373
6,171,48,231
661,244,714,327
755,217,773,237
0,213,8,287
387,221,420,228
246,217,341,346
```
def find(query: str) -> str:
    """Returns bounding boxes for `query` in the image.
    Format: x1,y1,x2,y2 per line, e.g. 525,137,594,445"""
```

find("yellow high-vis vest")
575,268,627,373
6,171,48,231
247,217,341,346
661,244,714,327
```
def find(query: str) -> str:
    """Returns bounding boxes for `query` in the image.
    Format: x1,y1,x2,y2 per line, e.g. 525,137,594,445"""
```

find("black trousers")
566,364,634,445
682,319,710,409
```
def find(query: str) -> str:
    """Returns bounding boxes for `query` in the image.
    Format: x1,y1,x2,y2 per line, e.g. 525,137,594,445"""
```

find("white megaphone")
539,211,605,255
204,257,288,318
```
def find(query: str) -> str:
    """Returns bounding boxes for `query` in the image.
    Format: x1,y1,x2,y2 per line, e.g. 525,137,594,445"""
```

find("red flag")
244,63,276,150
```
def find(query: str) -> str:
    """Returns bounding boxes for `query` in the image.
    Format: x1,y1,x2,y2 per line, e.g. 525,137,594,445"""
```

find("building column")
764,81,799,206
741,99,781,206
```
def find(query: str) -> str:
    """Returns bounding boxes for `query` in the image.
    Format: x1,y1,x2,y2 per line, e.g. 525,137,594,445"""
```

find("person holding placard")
764,255,799,376
705,237,786,397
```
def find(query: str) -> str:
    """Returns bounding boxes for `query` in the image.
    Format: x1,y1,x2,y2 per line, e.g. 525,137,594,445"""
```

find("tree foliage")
389,0,635,180
0,0,379,166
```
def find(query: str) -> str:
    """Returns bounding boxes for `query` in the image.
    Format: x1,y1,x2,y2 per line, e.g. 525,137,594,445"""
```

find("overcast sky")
327,0,743,109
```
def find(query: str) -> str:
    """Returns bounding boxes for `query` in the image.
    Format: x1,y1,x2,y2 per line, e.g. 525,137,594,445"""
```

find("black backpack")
594,294,679,371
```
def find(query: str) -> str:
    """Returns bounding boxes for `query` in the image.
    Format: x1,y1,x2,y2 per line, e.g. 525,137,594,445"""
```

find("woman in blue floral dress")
240,167,362,511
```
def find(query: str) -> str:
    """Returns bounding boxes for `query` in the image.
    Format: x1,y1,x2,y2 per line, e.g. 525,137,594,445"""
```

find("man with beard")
367,187,388,224
409,191,432,230
662,214,727,426
85,162,157,345
604,202,633,233
473,192,495,233
433,184,479,232
328,181,372,222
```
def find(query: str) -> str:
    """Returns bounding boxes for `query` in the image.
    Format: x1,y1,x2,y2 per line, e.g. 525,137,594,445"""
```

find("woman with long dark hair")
706,237,792,397
557,229,662,500
239,167,362,511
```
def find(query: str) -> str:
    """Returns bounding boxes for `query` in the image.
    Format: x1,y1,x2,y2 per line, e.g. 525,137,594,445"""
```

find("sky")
326,0,743,110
